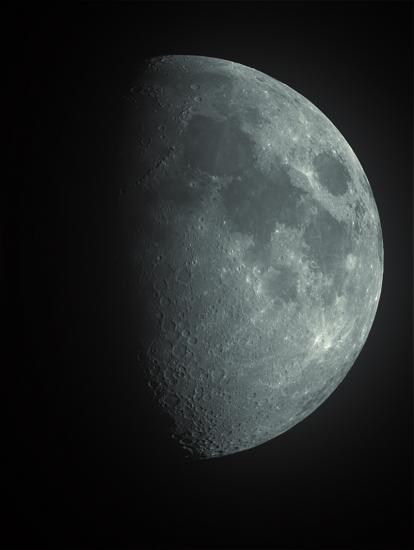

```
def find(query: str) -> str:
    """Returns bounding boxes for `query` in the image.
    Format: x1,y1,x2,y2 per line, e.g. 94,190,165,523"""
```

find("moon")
119,55,383,459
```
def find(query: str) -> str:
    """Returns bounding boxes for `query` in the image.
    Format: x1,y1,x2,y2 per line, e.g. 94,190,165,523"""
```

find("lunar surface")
119,55,383,459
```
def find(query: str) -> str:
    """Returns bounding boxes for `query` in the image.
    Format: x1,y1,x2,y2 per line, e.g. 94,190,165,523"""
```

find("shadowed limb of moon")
119,55,383,459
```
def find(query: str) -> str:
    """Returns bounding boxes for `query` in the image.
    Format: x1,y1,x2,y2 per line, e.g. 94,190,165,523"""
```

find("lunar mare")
120,55,383,458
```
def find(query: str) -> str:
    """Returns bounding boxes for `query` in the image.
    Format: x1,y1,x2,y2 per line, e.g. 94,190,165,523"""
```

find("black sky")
5,1,413,549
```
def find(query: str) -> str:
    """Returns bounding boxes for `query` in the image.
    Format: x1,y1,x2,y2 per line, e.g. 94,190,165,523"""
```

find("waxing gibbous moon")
119,55,383,459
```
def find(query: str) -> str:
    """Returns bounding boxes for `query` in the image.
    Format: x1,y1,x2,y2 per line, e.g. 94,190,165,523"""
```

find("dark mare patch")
313,151,350,196
181,115,256,176
220,158,305,246
303,203,353,304
263,266,298,303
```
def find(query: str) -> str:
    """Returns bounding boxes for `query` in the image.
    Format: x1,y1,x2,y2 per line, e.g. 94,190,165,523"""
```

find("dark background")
5,1,412,549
